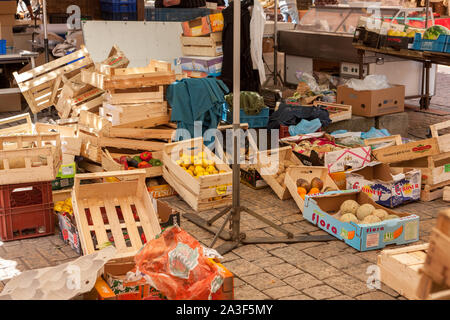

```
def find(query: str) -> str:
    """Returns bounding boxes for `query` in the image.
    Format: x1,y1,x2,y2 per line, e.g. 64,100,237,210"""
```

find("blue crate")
445,36,450,54
100,0,136,13
412,33,447,53
0,40,6,55
101,11,137,21
227,107,270,128
145,8,212,22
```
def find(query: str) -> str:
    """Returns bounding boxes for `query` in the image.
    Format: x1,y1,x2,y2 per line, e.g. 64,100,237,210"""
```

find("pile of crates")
0,133,62,241
100,0,137,21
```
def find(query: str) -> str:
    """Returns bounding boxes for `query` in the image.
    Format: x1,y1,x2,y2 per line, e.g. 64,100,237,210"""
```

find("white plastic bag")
345,75,391,91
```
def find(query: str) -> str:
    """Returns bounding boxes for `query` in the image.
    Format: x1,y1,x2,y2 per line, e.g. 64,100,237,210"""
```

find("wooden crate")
389,151,450,186
255,146,303,200
0,133,62,185
377,243,429,300
370,137,440,163
81,60,175,91
35,122,77,138
78,110,111,137
106,86,164,105
105,126,175,141
72,170,162,258
101,149,163,180
430,120,450,153
284,166,339,212
181,32,223,57
364,135,403,151
444,186,450,202
416,209,450,299
313,101,352,123
420,180,450,202
162,138,232,211
0,113,33,136
100,102,169,128
13,47,93,114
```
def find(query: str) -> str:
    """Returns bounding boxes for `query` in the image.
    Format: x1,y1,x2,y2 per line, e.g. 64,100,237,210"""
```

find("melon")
372,209,388,220
340,200,359,215
340,213,359,224
356,204,375,220
384,214,400,220
362,215,382,224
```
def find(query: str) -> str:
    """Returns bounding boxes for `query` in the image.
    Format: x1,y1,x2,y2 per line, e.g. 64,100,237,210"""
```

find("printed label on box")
366,232,379,248
445,164,450,173
404,220,419,241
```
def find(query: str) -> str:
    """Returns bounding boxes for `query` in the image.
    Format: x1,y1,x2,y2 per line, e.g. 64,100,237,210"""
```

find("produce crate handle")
74,170,147,193
430,120,450,138
364,135,403,148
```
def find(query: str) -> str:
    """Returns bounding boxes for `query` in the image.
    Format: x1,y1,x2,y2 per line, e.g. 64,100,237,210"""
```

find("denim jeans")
280,3,300,24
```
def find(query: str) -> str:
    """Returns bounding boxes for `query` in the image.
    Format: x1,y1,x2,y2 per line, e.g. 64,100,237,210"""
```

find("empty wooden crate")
72,170,162,259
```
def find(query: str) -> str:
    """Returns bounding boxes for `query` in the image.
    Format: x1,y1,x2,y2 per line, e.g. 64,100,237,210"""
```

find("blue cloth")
167,77,229,147
288,118,322,136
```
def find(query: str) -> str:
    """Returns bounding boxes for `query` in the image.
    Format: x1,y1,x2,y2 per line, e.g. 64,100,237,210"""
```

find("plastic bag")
289,118,322,136
345,75,391,91
361,127,391,140
295,72,321,93
133,226,225,300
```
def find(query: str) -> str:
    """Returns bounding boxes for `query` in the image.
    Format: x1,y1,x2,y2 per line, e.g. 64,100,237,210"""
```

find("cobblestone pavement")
0,184,448,300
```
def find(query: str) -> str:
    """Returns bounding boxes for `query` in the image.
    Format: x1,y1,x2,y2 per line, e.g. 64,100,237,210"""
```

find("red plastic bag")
134,226,224,300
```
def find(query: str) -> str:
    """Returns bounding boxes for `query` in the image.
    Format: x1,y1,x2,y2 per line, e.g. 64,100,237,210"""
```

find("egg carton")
0,246,117,300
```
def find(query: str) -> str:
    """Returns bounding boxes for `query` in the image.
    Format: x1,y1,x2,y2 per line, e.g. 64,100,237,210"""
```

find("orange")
297,187,307,200
308,187,321,195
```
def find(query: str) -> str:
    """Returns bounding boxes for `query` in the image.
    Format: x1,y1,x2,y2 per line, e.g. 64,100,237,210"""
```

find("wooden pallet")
284,166,339,212
421,180,450,202
72,170,161,258
313,101,352,123
255,146,303,200
13,47,94,114
181,32,223,57
430,120,450,153
162,138,232,211
101,149,163,180
0,113,33,136
416,209,450,300
0,133,61,185
377,243,429,300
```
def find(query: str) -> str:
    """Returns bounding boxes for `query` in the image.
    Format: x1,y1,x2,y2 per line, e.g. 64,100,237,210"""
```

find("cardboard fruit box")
346,162,422,208
181,13,224,37
303,190,420,251
336,84,405,117
285,166,339,212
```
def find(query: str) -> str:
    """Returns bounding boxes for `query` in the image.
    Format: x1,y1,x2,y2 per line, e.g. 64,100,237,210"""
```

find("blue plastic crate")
100,0,136,13
145,8,212,22
227,107,270,128
445,36,450,54
0,40,6,55
412,33,446,53
101,11,137,21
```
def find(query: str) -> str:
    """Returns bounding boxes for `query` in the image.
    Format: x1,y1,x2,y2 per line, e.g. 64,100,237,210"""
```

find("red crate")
280,125,290,139
0,181,53,210
0,181,54,241
0,203,55,241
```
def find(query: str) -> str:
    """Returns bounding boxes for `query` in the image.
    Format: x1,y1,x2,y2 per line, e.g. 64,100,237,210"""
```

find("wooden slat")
103,200,128,251
119,197,143,251
88,199,110,249
73,197,96,254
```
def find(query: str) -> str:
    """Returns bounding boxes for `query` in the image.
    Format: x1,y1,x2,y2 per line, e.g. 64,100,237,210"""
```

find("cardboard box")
346,163,422,208
303,190,420,251
153,198,180,229
0,88,22,112
240,167,268,189
329,171,348,190
324,146,372,173
181,13,224,37
58,213,81,255
147,178,177,199
336,84,405,117
0,24,13,46
0,1,16,15
0,14,15,26
179,56,223,75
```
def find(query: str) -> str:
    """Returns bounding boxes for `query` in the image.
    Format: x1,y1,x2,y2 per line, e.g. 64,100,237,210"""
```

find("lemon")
206,165,216,174
202,158,209,168
387,29,395,36
407,31,416,38
219,170,227,174
197,151,207,159
64,197,72,206
188,165,195,172
186,170,194,176
176,159,183,166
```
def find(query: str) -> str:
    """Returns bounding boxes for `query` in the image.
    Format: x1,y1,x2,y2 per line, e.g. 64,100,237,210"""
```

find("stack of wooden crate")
76,59,177,177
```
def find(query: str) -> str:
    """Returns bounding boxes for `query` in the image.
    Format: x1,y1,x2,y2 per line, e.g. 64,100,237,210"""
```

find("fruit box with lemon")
346,162,421,208
303,190,420,251
162,138,232,211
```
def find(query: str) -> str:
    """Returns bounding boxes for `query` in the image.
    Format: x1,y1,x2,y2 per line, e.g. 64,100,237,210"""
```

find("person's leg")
287,3,300,24
279,5,290,22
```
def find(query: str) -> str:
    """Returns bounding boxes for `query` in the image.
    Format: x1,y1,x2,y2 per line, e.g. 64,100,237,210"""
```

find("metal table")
354,45,450,110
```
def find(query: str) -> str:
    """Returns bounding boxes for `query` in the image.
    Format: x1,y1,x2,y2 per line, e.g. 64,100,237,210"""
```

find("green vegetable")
133,155,142,163
149,158,163,166
423,25,450,40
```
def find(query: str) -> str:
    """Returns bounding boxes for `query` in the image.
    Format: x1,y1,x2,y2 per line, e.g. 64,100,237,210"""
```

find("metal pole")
273,0,278,86
424,0,430,29
43,0,49,63
231,0,241,243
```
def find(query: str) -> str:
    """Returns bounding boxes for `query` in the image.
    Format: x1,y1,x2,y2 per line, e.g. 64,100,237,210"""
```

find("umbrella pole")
43,0,49,63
